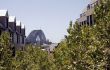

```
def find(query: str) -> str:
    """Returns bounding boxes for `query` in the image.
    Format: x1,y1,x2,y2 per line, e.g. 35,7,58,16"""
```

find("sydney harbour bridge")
25,30,49,45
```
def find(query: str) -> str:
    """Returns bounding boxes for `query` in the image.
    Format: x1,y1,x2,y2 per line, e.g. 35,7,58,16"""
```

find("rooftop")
0,10,8,16
16,21,21,26
81,0,98,15
21,24,25,29
90,0,98,4
9,16,16,22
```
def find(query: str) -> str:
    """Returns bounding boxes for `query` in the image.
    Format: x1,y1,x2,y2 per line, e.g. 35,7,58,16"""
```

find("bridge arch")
26,30,46,44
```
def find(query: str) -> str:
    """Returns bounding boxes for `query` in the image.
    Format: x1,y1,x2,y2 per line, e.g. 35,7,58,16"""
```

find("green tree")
12,44,55,70
54,40,71,70
0,32,13,70
94,0,110,69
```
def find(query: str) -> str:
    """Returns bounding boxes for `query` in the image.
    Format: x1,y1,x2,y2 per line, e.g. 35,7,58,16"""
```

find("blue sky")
0,0,91,43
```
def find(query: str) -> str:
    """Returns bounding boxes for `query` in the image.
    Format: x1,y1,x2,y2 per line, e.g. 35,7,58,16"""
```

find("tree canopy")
0,0,110,70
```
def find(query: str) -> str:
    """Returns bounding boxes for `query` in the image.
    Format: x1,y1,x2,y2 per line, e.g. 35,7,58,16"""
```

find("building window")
6,17,8,28
80,14,82,17
17,35,19,44
82,22,83,26
84,21,86,25
22,36,24,44
87,16,89,25
87,4,90,10
90,15,93,25
0,30,1,35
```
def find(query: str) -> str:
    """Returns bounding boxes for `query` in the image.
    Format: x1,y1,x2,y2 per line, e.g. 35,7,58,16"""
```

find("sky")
0,0,91,43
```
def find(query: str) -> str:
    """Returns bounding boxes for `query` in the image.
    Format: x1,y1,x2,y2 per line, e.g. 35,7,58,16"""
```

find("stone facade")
0,10,25,50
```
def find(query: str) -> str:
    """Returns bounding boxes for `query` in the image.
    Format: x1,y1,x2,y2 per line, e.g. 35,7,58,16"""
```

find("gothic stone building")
0,10,25,50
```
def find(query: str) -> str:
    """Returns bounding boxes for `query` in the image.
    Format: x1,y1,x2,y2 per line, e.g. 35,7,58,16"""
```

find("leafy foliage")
0,0,110,70
0,32,13,70
54,0,110,69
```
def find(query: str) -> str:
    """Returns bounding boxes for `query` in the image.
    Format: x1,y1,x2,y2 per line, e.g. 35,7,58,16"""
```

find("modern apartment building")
77,0,100,26
0,10,25,49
